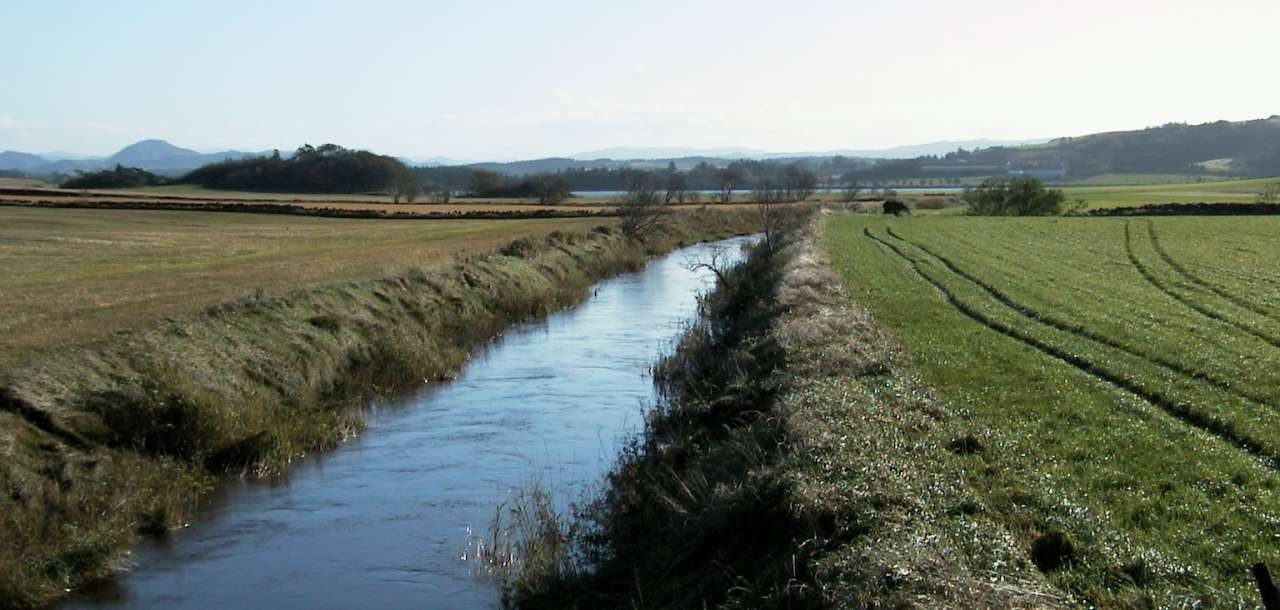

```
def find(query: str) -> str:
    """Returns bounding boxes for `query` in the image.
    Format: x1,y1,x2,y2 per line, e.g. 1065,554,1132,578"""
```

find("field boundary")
1084,202,1280,216
0,199,610,220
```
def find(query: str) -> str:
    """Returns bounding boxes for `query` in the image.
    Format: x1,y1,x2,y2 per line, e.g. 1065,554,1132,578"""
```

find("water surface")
59,236,756,610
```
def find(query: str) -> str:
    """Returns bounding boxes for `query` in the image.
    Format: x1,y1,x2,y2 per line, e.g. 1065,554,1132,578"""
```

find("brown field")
0,186,771,216
0,206,608,368
0,178,51,189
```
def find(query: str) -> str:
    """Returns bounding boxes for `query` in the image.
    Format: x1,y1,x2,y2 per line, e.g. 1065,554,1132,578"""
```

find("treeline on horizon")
58,144,419,198
50,116,1280,197
183,144,416,197
415,159,833,197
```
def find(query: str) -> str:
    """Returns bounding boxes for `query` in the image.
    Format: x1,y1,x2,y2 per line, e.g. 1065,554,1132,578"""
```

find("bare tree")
752,180,784,205
782,163,817,201
683,244,734,288
841,178,862,203
531,174,571,205
618,170,668,238
717,168,739,205
432,186,453,204
391,171,418,204
664,171,688,205
755,198,786,250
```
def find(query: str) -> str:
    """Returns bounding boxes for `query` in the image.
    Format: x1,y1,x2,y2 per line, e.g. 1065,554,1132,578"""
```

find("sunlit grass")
824,214,1280,606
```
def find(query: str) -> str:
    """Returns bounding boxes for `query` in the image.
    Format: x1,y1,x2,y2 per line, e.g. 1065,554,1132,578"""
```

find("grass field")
0,207,604,368
824,214,1280,606
1062,177,1278,208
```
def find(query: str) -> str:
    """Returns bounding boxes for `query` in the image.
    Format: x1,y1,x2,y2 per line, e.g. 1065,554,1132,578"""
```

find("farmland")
0,206,605,368
824,214,1280,606
1061,177,1276,208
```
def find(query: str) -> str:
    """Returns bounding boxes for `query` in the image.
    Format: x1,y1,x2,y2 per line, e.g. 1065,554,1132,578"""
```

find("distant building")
1008,167,1068,180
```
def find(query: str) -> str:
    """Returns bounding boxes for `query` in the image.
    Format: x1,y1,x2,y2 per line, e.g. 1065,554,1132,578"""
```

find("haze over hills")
3,117,1279,181
2,137,1051,177
569,139,1051,161
0,140,268,176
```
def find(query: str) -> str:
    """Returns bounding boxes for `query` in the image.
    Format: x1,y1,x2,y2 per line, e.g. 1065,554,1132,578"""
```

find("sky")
2,0,1278,161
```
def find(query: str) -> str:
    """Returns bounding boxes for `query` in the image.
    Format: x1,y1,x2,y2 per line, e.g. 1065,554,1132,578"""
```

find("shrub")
1258,181,1280,204
963,178,1068,216
61,165,166,189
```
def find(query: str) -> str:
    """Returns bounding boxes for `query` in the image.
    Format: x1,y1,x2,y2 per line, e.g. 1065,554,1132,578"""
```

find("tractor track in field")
1144,220,1278,319
864,227,1280,469
1124,221,1280,351
883,227,1278,411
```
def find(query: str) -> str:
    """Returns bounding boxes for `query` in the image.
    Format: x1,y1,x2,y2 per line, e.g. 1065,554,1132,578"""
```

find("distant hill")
956,117,1280,176
0,151,48,171
0,139,268,176
105,139,263,171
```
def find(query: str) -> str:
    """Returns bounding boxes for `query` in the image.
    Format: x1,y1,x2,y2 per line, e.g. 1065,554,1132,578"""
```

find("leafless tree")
618,170,668,238
717,168,739,205
841,179,862,203
782,163,817,201
391,172,418,204
531,174,571,205
664,170,688,205
755,198,786,250
683,244,734,289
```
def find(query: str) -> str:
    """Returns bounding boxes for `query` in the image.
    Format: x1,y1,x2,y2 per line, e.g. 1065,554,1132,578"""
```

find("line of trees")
413,161,819,203
61,165,168,189
181,144,416,198
963,178,1075,216
414,159,824,194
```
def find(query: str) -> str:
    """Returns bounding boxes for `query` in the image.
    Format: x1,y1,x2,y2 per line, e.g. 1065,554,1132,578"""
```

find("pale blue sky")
3,0,1277,160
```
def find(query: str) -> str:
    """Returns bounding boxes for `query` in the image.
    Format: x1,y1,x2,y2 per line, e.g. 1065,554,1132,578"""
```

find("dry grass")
0,206,604,368
505,211,1068,608
0,207,758,608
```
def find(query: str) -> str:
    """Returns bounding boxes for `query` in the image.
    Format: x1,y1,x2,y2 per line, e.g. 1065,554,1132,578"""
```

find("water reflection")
58,235,756,610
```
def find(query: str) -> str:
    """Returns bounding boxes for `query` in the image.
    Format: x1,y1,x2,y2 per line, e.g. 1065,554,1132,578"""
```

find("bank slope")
0,209,756,608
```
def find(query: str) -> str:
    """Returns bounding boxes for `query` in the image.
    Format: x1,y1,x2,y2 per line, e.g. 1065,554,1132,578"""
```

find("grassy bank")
0,208,757,608
497,213,1065,608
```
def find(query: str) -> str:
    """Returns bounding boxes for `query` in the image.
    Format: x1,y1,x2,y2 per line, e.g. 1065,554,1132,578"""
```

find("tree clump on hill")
61,165,168,189
181,144,415,197
963,178,1070,216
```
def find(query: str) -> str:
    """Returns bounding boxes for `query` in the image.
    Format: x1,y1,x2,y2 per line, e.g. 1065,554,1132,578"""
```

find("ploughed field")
0,206,604,368
825,214,1280,605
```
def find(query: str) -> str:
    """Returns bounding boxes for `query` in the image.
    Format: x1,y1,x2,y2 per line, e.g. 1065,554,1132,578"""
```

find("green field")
824,214,1280,606
0,207,604,368
1062,177,1277,208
